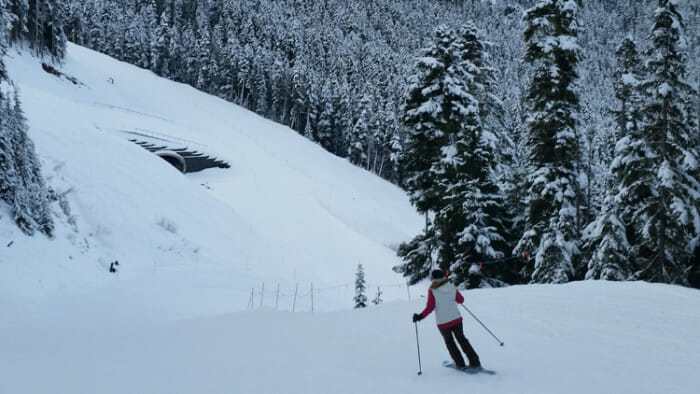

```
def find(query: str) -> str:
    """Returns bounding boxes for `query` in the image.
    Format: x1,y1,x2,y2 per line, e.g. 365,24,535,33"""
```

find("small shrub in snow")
157,218,178,234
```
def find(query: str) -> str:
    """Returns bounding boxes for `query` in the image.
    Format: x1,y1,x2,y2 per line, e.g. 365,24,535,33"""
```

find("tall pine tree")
401,25,457,216
444,24,510,288
397,25,473,282
151,8,171,77
617,0,699,284
583,37,642,281
396,23,512,288
347,94,372,167
515,0,583,284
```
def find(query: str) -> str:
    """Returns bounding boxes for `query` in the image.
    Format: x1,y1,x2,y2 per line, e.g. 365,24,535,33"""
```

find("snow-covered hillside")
0,43,423,316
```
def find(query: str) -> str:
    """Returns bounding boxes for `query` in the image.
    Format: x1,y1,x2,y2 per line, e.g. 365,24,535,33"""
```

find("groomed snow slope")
0,43,423,316
1,281,698,394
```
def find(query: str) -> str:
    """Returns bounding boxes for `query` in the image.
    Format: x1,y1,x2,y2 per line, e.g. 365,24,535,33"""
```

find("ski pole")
460,304,504,347
414,322,423,375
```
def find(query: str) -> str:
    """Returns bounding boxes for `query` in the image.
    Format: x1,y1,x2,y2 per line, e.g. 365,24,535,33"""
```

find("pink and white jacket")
419,278,464,328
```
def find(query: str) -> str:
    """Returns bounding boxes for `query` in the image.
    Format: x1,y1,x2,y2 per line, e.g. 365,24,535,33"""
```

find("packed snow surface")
1,45,698,394
1,281,698,394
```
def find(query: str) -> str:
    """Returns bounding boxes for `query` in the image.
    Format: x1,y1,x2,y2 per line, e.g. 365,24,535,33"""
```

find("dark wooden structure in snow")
130,140,230,173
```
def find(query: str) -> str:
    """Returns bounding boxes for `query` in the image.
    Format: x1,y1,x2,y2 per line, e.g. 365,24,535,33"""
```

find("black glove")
412,313,423,323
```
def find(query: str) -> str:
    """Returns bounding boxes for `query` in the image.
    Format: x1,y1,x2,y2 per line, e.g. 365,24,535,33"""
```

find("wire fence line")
245,280,415,312
242,253,534,312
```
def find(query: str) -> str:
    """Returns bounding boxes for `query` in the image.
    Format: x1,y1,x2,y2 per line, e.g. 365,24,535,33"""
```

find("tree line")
395,0,699,289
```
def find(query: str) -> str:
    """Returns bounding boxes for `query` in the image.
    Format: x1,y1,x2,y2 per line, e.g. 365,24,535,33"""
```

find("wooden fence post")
260,282,265,308
293,283,298,312
276,283,280,310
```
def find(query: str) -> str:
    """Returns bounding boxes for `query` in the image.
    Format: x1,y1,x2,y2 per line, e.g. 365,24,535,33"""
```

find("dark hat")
431,269,445,280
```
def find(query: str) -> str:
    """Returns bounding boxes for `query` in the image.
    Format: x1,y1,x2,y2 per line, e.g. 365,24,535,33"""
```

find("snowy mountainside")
0,43,423,317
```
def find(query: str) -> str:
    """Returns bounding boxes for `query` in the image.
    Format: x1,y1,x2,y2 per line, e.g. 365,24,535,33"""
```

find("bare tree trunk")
658,209,666,282
372,148,379,174
281,97,288,124
35,0,41,55
659,92,670,283
586,128,593,227
696,73,699,148
377,154,386,178
366,138,374,171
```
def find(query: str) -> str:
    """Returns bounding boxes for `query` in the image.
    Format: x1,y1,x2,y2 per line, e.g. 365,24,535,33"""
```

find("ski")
443,360,496,375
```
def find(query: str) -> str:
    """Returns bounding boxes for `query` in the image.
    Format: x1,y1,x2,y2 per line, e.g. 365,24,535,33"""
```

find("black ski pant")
439,321,480,368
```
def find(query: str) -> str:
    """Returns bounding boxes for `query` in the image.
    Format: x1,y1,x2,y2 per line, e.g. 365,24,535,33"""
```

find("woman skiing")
412,269,481,370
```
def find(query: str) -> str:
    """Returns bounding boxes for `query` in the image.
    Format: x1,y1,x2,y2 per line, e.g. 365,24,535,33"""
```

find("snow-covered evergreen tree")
194,28,213,90
7,0,66,60
397,23,514,287
583,193,630,281
446,24,511,288
1,1,18,220
347,94,371,167
386,125,404,185
394,217,437,285
316,85,337,153
6,90,54,236
354,264,367,309
0,109,18,219
0,11,15,216
401,25,456,216
613,37,644,144
0,0,8,80
515,0,583,284
617,0,699,284
583,36,642,281
0,8,54,236
151,9,171,77
398,25,474,280
6,0,28,47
